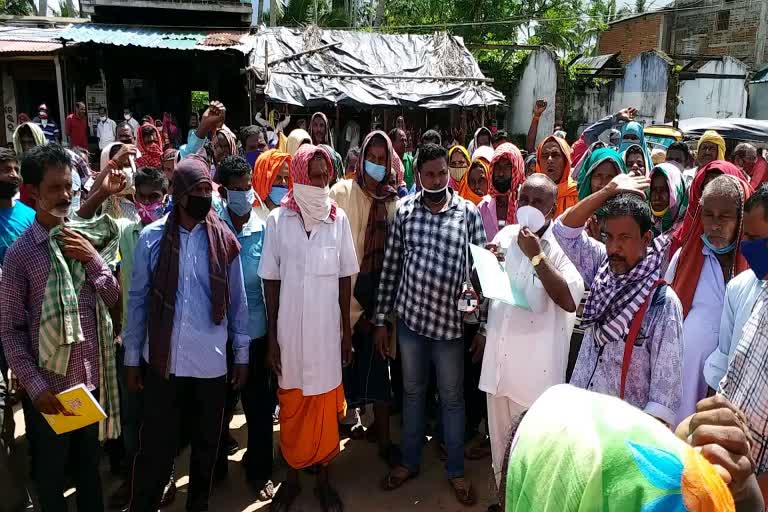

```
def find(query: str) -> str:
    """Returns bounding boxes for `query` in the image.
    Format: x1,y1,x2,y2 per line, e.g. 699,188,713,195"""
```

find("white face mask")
124,113,131,120
40,119,48,127
516,205,547,233
292,183,331,232
100,116,107,122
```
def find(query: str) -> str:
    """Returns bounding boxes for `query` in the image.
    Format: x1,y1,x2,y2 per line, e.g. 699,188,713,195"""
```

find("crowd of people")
0,96,767,512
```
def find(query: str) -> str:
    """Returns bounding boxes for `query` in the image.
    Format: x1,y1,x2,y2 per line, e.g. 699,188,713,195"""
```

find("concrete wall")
678,57,748,119
598,13,666,63
749,82,768,119
507,48,558,145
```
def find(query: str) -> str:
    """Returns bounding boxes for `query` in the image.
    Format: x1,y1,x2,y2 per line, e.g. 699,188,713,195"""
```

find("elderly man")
733,142,758,178
477,173,585,495
95,107,117,150
64,102,87,149
553,174,684,426
124,155,249,512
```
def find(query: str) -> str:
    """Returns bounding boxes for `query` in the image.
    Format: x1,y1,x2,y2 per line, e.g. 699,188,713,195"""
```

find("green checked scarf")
39,215,121,440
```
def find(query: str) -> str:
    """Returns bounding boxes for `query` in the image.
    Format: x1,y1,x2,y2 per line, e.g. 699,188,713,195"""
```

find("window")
716,10,730,31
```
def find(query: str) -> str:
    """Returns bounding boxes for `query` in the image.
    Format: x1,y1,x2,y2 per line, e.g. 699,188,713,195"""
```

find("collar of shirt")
281,206,334,225
416,189,461,214
30,220,51,246
220,206,264,237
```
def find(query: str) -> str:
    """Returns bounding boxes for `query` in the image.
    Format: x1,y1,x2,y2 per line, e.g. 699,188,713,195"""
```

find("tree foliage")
0,0,34,15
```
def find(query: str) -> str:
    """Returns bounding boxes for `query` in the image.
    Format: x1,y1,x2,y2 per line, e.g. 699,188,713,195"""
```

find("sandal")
349,424,366,441
381,465,418,491
448,477,477,507
315,484,344,512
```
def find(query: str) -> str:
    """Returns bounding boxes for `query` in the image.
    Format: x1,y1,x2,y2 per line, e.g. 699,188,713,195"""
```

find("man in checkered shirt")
373,143,486,506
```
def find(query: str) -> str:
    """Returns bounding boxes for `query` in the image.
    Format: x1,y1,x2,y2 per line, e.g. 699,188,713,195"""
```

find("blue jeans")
398,319,465,479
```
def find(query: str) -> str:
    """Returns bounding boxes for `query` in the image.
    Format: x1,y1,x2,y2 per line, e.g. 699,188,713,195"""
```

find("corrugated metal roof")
572,53,619,74
59,24,249,52
0,26,65,54
752,64,768,84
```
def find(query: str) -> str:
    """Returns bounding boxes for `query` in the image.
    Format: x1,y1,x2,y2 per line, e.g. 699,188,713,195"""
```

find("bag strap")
620,279,667,399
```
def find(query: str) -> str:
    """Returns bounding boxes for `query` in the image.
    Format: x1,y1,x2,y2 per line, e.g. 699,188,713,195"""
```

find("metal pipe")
54,54,67,145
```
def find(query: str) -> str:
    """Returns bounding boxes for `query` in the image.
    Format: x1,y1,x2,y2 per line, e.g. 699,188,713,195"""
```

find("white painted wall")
749,82,768,119
620,52,669,125
507,48,558,145
678,57,749,120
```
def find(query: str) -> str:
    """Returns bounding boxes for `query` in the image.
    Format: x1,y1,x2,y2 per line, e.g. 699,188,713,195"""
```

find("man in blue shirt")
214,155,276,500
0,148,34,265
123,154,250,512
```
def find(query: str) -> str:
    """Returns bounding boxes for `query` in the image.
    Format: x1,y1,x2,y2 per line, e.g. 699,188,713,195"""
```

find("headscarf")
535,135,578,216
458,158,490,205
12,121,46,155
281,144,337,231
622,143,652,176
571,140,606,181
310,112,333,147
148,155,240,378
469,126,493,157
162,112,179,145
472,145,495,166
618,121,650,159
215,126,238,160
697,130,726,162
505,385,735,512
524,154,536,174
488,143,525,225
671,160,750,256
136,123,163,168
320,144,344,181
576,147,627,200
253,149,292,201
648,163,688,236
356,131,399,279
286,128,312,157
17,112,30,125
671,173,751,318
162,148,178,168
448,145,471,180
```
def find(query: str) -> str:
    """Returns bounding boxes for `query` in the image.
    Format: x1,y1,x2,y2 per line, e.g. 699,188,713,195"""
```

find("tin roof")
59,23,249,52
0,26,66,53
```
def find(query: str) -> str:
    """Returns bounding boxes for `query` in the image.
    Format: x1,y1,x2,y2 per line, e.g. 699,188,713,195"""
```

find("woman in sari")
649,163,688,236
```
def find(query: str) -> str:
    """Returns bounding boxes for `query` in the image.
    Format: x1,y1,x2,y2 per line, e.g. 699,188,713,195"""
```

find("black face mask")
184,195,212,221
492,176,512,193
0,181,19,200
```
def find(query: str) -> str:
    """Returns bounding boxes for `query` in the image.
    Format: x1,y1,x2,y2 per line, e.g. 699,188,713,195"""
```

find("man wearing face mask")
259,144,358,512
124,155,249,512
75,165,177,508
478,143,526,241
553,173,684,426
212,155,276,498
702,183,768,498
123,108,140,135
1,144,121,511
33,103,61,144
330,131,402,466
96,106,117,150
474,174,584,502
374,143,486,506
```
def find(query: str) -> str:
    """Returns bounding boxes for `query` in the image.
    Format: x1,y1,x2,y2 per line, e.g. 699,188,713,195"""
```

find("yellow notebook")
42,384,107,435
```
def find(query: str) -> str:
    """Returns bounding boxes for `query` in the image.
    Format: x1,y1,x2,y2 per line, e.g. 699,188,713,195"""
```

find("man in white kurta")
477,174,585,488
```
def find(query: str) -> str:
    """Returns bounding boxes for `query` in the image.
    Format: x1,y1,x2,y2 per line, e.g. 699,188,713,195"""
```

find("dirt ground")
14,406,498,511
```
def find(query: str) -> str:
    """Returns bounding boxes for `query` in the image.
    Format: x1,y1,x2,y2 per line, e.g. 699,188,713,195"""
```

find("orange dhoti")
278,384,347,470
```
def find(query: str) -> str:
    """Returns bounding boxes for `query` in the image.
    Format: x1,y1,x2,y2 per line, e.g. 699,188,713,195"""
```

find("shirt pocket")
309,246,340,277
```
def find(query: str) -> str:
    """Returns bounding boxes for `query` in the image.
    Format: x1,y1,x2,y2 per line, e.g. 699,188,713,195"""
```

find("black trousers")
22,393,103,512
241,339,277,481
129,367,226,512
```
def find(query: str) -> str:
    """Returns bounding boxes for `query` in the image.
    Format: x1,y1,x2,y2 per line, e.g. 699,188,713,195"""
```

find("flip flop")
381,466,418,491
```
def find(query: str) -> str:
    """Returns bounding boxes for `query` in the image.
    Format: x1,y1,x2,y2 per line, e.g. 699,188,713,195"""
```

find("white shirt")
96,118,117,149
479,223,585,406
258,206,359,396
126,117,140,134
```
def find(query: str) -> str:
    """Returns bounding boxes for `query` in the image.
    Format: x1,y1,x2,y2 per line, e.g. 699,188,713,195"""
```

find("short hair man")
96,106,117,150
374,143,487,505
116,121,135,145
33,103,61,144
553,173,683,426
65,101,88,149
733,142,758,178
666,141,692,171
123,108,140,134
492,130,509,149
478,173,585,495
1,144,121,511
389,128,415,189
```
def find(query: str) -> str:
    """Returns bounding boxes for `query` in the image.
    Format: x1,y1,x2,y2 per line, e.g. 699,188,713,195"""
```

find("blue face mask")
226,188,255,217
701,233,737,255
269,185,288,205
741,237,768,279
245,150,262,169
364,160,387,182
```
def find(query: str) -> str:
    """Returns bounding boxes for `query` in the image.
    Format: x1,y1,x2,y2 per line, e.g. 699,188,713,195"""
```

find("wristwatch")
530,252,546,267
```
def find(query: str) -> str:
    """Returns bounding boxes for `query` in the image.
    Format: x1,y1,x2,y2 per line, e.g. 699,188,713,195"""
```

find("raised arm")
526,100,547,154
